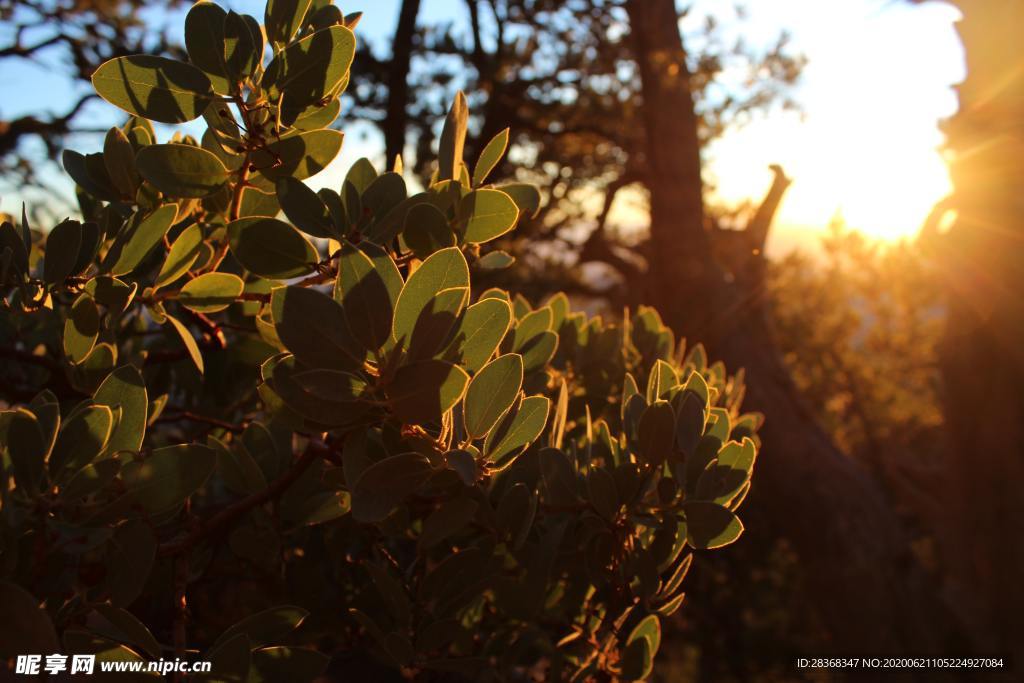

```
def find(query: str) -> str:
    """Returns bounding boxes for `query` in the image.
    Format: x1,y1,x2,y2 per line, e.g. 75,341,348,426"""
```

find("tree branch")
157,440,334,557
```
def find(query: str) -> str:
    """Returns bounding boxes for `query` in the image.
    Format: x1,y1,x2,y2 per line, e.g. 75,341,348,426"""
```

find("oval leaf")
136,144,229,198
464,354,523,439
92,55,214,123
180,272,244,313
228,217,317,280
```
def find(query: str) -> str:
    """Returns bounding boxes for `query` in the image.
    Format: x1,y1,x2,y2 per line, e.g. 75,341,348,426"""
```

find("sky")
0,0,965,254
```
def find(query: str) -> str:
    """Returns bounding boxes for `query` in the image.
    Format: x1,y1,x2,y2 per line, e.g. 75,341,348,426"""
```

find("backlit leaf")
136,144,230,197
228,217,317,279
180,272,244,313
92,55,214,123
464,354,523,439
387,360,468,424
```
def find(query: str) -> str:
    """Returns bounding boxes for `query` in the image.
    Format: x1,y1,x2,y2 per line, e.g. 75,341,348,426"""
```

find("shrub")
0,1,761,679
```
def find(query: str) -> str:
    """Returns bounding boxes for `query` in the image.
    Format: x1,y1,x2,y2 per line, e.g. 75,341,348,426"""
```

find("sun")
800,123,953,242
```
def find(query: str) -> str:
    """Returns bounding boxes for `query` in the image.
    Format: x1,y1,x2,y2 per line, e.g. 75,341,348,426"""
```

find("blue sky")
0,0,964,252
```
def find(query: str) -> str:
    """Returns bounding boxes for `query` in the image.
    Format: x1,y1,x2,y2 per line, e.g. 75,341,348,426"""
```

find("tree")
0,0,185,189
0,1,768,680
622,0,956,655
926,0,1024,663
347,0,805,303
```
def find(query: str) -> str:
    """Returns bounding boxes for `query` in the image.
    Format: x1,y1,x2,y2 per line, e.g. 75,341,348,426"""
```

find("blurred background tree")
0,0,186,188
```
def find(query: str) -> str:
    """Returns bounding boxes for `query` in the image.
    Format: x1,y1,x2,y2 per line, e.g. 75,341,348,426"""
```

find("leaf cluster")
0,2,761,679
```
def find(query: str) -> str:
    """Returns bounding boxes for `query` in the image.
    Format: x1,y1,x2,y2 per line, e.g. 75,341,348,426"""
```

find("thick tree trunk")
934,0,1024,664
625,0,956,657
383,0,422,168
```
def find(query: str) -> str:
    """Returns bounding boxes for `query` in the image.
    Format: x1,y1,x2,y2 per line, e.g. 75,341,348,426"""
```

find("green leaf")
419,496,479,550
156,224,203,287
362,172,408,219
622,615,660,680
180,272,244,313
459,189,519,244
289,368,367,403
587,467,620,520
4,408,46,492
185,2,231,94
106,203,179,276
271,360,370,427
271,286,365,370
387,360,469,424
683,501,744,549
262,25,355,110
404,286,468,362
496,482,536,549
637,401,675,465
238,186,281,217
673,391,706,458
277,177,335,238
696,437,757,505
105,520,156,607
518,330,558,373
438,91,468,181
50,404,114,475
464,354,523,439
64,292,100,364
445,449,477,485
136,143,229,197
476,250,514,270
44,219,82,284
166,314,204,374
442,297,512,373
539,447,578,506
497,182,541,218
0,220,28,277
0,582,60,657
646,359,678,402
224,11,262,82
334,241,398,353
85,275,137,315
620,637,652,681
345,157,377,195
228,217,317,279
63,149,118,200
472,128,509,187
91,55,214,123
511,307,552,349
72,220,102,276
484,395,550,467
393,247,469,348
214,606,308,650
104,126,140,197
123,443,216,514
93,365,148,457
294,97,341,131
351,452,433,523
265,0,314,46
255,130,344,181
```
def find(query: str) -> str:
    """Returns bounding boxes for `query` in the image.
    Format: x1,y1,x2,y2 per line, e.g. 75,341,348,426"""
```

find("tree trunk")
383,0,422,168
625,0,956,656
933,0,1024,664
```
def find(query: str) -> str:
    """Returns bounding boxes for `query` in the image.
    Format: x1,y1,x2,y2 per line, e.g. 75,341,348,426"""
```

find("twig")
157,441,332,557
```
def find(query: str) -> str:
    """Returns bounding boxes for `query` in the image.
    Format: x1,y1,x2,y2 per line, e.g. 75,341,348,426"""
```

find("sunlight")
790,116,953,242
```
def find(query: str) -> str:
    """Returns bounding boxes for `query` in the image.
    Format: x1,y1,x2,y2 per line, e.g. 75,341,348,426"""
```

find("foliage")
0,1,762,680
769,223,943,464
